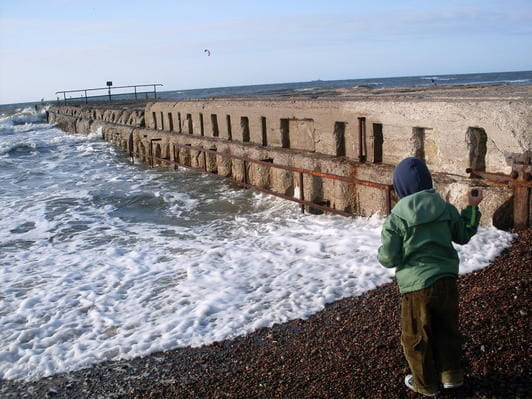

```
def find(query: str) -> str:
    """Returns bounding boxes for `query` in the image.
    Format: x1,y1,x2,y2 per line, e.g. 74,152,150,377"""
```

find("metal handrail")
55,84,163,104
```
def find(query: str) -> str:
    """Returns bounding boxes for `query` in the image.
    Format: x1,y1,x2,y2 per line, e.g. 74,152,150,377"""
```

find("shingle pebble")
1,229,529,399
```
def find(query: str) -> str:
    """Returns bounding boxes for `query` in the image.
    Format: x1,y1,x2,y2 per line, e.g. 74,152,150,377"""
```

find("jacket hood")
392,189,448,226
392,157,433,199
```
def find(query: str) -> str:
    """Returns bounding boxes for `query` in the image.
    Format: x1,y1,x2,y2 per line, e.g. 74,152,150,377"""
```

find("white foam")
421,76,456,81
456,227,514,273
0,121,515,381
0,107,47,131
0,203,513,381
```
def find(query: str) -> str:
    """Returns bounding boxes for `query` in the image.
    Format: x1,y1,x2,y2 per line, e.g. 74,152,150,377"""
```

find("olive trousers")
400,277,464,395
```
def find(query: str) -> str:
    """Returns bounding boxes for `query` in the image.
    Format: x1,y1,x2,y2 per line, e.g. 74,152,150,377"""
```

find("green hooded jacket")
378,189,480,294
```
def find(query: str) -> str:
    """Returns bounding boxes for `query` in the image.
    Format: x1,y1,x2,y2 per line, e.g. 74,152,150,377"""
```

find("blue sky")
1,0,531,104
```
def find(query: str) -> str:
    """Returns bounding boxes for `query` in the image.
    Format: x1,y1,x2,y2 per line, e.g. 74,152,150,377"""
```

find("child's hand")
468,188,483,206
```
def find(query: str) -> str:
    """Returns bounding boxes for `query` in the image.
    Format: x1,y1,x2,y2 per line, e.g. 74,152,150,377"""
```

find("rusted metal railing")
127,141,394,217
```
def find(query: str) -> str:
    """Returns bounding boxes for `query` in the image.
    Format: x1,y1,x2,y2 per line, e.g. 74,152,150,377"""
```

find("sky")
0,0,531,104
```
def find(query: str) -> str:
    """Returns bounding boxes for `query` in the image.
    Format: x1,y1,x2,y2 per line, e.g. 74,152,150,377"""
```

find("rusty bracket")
466,168,532,188
467,151,531,229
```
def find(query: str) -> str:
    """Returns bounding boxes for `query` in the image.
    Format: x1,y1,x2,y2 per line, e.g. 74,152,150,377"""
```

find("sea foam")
0,109,515,381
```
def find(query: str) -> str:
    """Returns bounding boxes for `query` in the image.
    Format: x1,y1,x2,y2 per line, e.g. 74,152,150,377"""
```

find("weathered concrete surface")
47,84,531,226
145,84,530,176
49,104,144,132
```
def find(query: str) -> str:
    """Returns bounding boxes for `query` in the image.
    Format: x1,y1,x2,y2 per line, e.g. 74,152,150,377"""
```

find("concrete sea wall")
46,85,532,227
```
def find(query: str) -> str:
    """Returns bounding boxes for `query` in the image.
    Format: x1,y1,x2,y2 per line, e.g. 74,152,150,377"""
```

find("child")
378,157,483,396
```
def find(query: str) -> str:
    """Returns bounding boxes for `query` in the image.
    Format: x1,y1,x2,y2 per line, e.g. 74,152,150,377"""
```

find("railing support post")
385,186,392,215
149,138,162,168
512,151,531,229
358,117,367,162
128,131,134,164
299,172,305,213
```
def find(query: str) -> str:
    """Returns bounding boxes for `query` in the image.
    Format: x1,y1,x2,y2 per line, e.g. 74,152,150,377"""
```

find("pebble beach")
1,229,529,399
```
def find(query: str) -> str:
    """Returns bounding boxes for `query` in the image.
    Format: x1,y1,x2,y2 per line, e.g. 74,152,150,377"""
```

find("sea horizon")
2,69,531,109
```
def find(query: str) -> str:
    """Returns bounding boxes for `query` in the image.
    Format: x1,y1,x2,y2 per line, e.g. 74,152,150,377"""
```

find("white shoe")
443,380,464,389
404,375,439,396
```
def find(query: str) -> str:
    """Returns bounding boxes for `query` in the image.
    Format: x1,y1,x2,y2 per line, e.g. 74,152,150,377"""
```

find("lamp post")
106,81,112,102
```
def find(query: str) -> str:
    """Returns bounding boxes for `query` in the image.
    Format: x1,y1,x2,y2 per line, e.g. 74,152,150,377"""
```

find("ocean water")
44,70,532,104
0,75,519,381
156,70,532,101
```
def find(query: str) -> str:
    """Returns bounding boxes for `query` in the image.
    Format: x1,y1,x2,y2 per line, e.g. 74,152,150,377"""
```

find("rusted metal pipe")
513,185,530,230
358,117,367,162
466,168,532,188
299,172,305,213
173,143,391,190
128,143,394,217
385,186,392,215
240,182,354,217
511,151,531,229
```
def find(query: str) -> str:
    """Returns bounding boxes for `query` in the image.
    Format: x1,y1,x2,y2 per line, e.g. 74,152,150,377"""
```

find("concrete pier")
47,84,532,228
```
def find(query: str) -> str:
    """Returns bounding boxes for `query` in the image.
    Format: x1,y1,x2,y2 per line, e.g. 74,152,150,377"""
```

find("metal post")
362,118,367,160
512,151,531,229
299,172,305,213
154,85,157,99
203,150,208,172
134,86,137,100
358,117,367,162
243,159,248,185
108,87,112,102
128,132,134,163
385,186,392,215
173,144,178,170
63,92,67,105
149,138,162,168
84,90,88,104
